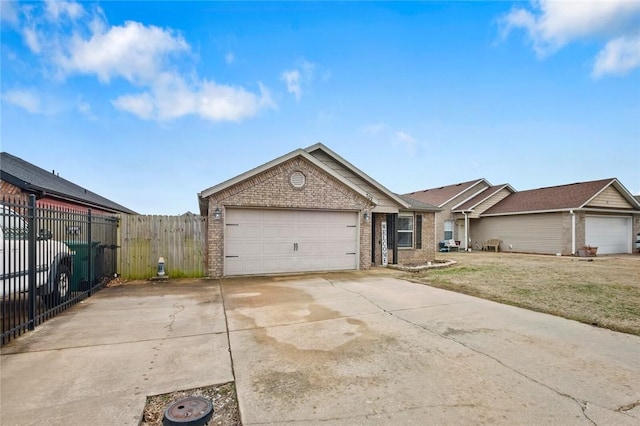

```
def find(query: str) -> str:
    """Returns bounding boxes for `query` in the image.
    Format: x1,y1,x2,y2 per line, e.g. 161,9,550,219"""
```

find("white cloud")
393,131,417,155
225,52,235,65
113,74,274,122
500,0,640,76
58,21,190,84
8,1,275,122
2,89,41,113
592,35,640,77
281,69,302,101
45,0,84,21
281,58,317,102
112,92,155,120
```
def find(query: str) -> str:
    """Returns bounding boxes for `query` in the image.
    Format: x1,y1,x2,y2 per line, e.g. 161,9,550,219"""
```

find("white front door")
224,209,358,276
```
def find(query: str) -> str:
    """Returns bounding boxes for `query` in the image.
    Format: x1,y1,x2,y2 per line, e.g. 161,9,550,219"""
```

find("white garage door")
585,216,631,254
224,209,358,276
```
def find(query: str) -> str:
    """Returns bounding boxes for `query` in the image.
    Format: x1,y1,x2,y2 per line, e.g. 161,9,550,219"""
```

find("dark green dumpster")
66,241,100,291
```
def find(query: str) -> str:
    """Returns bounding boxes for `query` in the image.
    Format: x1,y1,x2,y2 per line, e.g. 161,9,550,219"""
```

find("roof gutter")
482,207,640,217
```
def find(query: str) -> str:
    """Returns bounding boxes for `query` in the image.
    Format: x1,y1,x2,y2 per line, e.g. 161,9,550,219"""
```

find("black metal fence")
1,195,119,345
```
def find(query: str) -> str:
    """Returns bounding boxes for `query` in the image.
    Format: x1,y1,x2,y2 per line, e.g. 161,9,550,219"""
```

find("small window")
398,214,414,248
444,220,453,240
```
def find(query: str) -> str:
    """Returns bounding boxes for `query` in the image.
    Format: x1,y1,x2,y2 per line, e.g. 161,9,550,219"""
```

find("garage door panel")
225,208,358,276
262,225,295,239
585,216,631,254
242,225,263,239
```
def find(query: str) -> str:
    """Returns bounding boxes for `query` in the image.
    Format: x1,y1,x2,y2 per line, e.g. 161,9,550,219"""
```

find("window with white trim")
398,214,414,248
444,220,454,240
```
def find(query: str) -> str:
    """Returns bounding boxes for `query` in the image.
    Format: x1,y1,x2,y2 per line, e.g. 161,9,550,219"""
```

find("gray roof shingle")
482,179,617,215
1,152,136,214
404,179,488,207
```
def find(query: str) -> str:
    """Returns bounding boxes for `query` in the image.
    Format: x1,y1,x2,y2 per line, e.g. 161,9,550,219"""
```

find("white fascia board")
441,179,492,208
579,208,640,215
451,186,490,211
452,184,516,212
305,142,410,209
581,178,640,210
480,209,568,217
481,207,639,217
198,147,379,205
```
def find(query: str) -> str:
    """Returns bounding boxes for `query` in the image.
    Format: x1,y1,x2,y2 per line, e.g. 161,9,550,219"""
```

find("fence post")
87,209,93,297
27,194,37,330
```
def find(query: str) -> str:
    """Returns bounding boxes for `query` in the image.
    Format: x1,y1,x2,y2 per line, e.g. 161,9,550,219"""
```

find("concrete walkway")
0,280,232,425
2,272,639,425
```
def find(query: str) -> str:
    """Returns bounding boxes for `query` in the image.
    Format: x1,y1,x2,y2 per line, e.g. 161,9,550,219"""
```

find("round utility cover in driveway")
163,396,213,426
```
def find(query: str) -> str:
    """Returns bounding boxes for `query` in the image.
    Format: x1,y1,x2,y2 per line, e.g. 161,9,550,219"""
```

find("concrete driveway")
2,271,639,425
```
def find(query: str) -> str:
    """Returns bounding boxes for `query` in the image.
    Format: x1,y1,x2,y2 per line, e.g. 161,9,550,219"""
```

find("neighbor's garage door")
585,216,631,254
224,209,358,276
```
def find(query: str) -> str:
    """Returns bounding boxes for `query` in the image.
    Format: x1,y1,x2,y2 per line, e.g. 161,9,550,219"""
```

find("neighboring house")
0,152,136,214
407,177,640,255
474,178,640,255
404,179,496,250
198,143,439,278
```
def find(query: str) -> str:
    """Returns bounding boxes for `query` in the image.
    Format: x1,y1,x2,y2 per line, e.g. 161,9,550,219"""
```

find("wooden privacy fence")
119,214,207,279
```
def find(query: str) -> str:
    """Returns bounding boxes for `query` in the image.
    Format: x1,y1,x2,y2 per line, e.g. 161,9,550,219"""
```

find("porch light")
213,207,222,221
364,211,370,222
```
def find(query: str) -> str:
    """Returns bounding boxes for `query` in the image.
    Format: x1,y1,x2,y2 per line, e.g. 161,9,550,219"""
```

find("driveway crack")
400,314,601,425
327,278,601,426
617,400,640,412
165,302,185,332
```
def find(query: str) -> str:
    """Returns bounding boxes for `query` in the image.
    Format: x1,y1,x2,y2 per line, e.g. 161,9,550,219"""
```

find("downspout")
464,212,469,251
570,210,576,255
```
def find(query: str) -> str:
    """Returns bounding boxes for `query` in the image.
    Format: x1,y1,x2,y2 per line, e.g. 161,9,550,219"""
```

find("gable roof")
1,152,136,214
197,143,440,216
198,145,386,214
452,184,515,212
404,179,491,207
396,194,441,212
305,143,414,210
482,178,640,216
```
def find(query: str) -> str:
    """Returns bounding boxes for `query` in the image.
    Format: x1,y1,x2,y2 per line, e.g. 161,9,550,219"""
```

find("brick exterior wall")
397,212,436,265
204,157,375,277
371,211,436,266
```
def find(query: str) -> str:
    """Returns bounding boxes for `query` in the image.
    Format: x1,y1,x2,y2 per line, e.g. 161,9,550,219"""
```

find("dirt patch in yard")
405,252,640,335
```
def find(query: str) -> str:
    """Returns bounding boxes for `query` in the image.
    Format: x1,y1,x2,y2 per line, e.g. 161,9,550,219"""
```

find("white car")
1,205,73,307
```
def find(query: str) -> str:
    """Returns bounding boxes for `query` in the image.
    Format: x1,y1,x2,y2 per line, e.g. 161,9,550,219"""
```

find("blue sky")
1,1,639,215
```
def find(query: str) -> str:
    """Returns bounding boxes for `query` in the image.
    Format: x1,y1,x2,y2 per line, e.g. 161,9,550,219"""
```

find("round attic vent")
290,171,306,188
